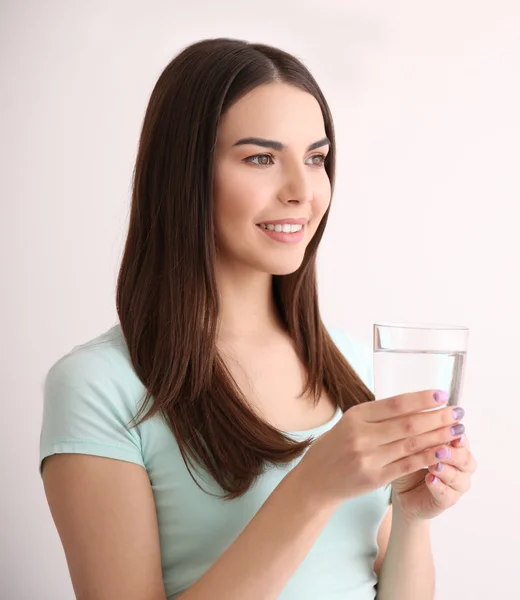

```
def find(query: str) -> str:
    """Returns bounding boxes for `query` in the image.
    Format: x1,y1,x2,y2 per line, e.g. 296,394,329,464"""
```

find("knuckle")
389,396,405,413
353,453,379,485
344,405,358,419
399,458,416,475
353,452,368,469
348,433,366,455
403,435,421,454
348,404,363,420
402,416,418,436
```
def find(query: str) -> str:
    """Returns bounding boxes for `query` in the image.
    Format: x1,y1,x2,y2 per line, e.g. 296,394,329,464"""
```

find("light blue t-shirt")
39,323,391,599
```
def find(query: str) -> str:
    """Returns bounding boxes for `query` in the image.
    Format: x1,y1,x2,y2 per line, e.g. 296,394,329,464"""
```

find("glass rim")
373,321,469,331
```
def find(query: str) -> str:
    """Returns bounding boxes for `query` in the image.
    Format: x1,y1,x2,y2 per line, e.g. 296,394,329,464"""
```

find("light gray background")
2,1,518,598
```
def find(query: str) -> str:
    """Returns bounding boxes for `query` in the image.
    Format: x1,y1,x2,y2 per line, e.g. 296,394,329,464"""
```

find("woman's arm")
375,501,435,600
42,454,168,600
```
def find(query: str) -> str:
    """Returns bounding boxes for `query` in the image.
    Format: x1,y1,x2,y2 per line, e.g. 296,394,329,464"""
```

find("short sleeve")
39,347,146,477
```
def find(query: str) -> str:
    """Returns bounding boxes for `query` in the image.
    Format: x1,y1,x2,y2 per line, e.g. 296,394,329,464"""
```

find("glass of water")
373,323,469,410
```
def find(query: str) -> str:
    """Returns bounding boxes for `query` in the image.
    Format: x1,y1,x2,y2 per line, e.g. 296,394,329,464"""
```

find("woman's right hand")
295,390,465,506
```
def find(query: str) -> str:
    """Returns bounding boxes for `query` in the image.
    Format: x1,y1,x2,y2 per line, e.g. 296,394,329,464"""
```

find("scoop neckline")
282,405,343,438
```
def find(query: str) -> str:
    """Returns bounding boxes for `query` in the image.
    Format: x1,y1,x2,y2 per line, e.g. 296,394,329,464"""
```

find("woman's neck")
215,265,283,342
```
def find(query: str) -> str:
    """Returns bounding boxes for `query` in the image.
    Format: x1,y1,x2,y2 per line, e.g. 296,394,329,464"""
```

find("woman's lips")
256,224,306,244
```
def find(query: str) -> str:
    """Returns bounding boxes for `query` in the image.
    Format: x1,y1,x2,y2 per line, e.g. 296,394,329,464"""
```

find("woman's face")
213,82,332,276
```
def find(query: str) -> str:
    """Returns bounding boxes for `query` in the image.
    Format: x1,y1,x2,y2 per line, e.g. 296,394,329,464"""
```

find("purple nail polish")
436,462,444,472
436,447,450,459
452,407,465,420
434,391,449,403
450,423,465,437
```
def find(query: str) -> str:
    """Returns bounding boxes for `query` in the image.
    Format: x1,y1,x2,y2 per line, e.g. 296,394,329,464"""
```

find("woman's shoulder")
46,321,131,371
42,322,145,415
40,323,147,476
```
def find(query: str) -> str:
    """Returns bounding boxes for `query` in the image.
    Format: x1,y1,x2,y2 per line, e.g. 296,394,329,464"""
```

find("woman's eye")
245,154,274,167
307,153,326,167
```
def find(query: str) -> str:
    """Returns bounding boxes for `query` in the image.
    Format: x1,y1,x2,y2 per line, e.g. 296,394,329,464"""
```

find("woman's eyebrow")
232,137,330,152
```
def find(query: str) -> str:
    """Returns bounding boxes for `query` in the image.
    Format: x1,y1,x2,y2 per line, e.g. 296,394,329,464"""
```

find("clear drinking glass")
373,322,469,410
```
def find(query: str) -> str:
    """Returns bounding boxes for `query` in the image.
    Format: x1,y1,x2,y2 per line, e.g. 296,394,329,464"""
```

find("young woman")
40,38,475,600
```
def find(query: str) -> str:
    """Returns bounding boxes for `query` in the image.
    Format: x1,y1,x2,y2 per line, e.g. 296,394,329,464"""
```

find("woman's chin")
261,256,306,276
219,250,307,277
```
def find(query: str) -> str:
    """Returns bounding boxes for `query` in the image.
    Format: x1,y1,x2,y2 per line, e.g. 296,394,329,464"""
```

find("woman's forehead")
216,83,326,149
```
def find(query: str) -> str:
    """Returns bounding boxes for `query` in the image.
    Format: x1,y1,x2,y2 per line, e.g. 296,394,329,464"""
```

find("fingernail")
458,434,466,444
436,447,451,459
452,407,465,420
431,475,439,485
450,423,465,436
434,391,449,403
435,462,444,472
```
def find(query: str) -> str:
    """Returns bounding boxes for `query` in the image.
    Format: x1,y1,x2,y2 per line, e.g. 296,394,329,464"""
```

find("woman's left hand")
390,434,478,521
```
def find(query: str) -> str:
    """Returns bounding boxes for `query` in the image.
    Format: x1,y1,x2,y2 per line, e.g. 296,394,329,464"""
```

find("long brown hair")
116,38,374,500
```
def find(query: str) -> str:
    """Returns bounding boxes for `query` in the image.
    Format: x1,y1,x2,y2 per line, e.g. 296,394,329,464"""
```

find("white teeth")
259,223,303,233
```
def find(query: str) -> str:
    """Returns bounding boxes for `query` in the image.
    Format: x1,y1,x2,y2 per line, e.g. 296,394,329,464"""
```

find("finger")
452,434,468,448
376,409,464,472
387,403,464,444
363,389,449,423
441,433,468,453
427,462,471,493
426,470,459,507
436,445,477,477
381,424,465,480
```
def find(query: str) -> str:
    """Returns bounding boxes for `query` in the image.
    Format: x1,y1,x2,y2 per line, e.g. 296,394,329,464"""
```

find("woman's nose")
277,168,313,205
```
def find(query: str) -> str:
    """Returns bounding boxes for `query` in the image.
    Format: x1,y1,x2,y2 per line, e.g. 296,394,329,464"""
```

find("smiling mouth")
255,222,307,244
257,223,304,233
